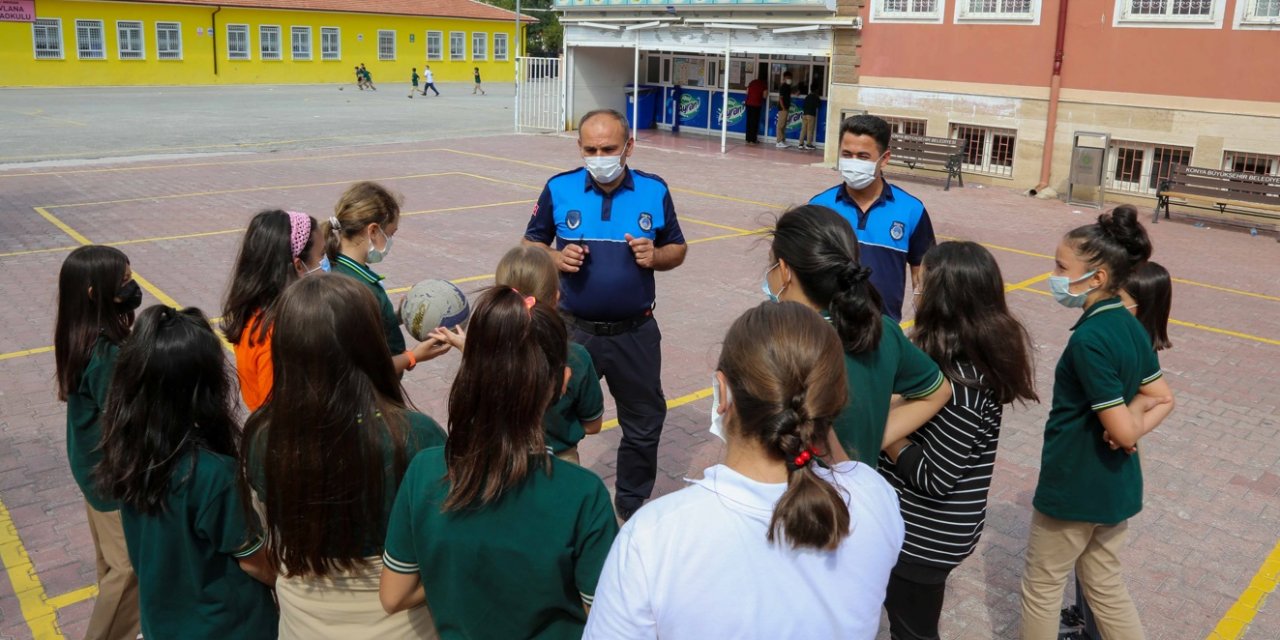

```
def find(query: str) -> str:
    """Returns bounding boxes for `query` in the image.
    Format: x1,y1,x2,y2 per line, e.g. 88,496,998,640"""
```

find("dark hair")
240,274,413,578
718,302,849,550
913,242,1039,405
444,287,568,511
839,114,892,155
320,182,401,261
578,108,630,135
1064,204,1152,292
54,246,134,401
95,306,239,515
770,205,883,354
222,210,317,345
1123,261,1172,351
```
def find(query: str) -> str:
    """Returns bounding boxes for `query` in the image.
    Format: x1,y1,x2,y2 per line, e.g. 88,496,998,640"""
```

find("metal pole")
632,31,640,144
721,33,729,154
513,0,520,133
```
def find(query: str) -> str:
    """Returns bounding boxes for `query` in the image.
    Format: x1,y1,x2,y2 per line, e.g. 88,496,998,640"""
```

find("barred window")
494,33,509,61
260,25,281,60
450,31,465,61
156,22,182,60
76,20,105,60
291,26,311,60
472,32,487,61
227,24,249,60
1105,141,1192,195
321,27,340,60
951,124,1017,178
33,19,63,60
378,30,396,60
117,21,144,60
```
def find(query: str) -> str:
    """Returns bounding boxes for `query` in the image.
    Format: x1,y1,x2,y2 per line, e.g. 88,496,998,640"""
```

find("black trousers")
883,561,953,640
571,319,666,515
745,105,762,142
422,82,439,96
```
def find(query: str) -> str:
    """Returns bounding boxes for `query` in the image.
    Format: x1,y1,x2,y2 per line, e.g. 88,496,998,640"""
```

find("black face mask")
116,280,143,314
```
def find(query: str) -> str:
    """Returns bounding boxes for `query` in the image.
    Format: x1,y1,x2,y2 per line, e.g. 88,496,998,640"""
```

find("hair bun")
1097,205,1152,262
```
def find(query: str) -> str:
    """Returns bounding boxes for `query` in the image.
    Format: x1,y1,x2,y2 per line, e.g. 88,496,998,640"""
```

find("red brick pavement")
0,133,1277,639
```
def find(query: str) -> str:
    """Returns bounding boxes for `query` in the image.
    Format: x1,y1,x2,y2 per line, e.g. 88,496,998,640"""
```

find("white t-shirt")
584,462,905,640
424,69,434,83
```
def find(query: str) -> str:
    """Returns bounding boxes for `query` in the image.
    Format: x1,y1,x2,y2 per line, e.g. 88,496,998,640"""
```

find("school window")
1105,141,1192,196
321,27,340,60
1115,0,1223,25
876,115,928,136
951,124,1017,178
956,0,1039,21
1236,0,1280,26
75,20,105,60
117,21,144,60
450,31,465,61
32,18,63,60
156,22,181,60
227,24,249,60
1222,150,1280,176
494,33,508,61
873,0,945,22
472,32,487,61
426,31,443,60
291,26,311,60
260,26,282,60
378,30,396,60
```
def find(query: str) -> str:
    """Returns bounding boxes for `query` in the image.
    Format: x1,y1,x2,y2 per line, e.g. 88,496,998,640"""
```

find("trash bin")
624,87,658,130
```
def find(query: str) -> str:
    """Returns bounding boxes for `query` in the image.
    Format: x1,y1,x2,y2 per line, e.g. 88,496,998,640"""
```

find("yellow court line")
1209,540,1280,639
688,228,769,245
1173,278,1280,304
0,148,438,179
0,346,54,362
386,273,496,296
46,585,97,611
34,207,92,246
0,493,66,638
0,132,411,164
681,217,755,234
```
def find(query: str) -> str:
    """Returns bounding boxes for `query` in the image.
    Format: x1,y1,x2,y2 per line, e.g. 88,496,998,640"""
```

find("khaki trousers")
84,503,140,640
555,446,580,465
801,115,817,146
1020,510,1144,640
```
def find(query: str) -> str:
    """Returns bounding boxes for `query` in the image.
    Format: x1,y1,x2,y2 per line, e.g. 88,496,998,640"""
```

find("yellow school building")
0,0,533,86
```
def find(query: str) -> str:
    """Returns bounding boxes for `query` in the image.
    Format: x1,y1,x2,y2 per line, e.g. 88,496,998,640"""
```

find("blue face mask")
762,263,787,303
1048,270,1097,309
304,255,331,276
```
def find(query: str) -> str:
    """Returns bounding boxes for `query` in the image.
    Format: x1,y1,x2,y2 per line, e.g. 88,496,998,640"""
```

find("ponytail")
771,205,883,354
326,181,402,261
718,302,850,551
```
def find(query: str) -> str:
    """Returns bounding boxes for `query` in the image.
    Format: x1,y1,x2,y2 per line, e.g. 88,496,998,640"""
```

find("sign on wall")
0,0,35,22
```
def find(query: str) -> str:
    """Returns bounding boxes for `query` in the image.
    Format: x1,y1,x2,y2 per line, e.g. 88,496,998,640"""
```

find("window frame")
32,18,64,60
494,32,509,61
426,30,443,60
950,123,1018,178
320,26,341,60
75,19,106,60
378,29,396,61
291,25,312,61
155,21,182,60
1113,0,1225,28
1222,150,1280,176
116,20,145,60
875,115,929,137
869,0,947,24
227,23,250,60
954,0,1042,23
449,31,466,61
472,31,487,61
1103,140,1193,196
260,24,282,60
1233,0,1280,28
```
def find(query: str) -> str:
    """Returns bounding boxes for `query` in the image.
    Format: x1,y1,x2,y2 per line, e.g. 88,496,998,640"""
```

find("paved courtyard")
1,88,1278,640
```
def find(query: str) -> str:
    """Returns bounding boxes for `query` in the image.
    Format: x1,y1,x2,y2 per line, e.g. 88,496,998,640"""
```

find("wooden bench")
888,134,965,191
1155,165,1280,227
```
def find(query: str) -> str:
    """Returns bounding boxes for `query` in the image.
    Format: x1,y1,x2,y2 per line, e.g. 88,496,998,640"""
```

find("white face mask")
584,155,625,183
366,227,393,264
710,373,732,441
839,156,882,190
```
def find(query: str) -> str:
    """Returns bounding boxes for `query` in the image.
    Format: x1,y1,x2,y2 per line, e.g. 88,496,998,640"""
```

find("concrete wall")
569,46,635,128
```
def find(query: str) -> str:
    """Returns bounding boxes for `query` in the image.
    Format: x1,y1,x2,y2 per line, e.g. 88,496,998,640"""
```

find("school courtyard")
0,85,1278,640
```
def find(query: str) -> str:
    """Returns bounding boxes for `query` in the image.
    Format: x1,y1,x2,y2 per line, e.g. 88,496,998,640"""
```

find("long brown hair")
444,287,568,511
912,242,1039,405
494,245,559,302
54,246,134,401
718,302,850,550
319,181,401,261
239,274,413,577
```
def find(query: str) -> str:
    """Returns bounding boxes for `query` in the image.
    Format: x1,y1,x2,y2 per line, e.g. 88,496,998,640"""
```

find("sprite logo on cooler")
716,97,746,126
679,94,701,119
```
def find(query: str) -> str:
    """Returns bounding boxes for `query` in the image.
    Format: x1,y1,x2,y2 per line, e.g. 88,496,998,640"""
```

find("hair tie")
286,211,311,259
785,446,822,472
524,295,536,311
328,215,342,234
837,264,870,289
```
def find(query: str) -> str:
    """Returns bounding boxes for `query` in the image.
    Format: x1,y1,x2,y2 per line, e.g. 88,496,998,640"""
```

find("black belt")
569,311,653,337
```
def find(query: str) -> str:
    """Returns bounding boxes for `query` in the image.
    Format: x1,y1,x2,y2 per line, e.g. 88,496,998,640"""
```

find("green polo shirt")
834,315,946,467
66,335,119,511
121,449,278,639
246,409,446,555
1033,297,1163,525
332,253,407,354
383,448,618,640
544,342,605,454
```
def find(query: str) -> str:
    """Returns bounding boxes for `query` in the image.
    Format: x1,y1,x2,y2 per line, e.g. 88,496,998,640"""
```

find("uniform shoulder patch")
638,212,653,232
890,221,906,241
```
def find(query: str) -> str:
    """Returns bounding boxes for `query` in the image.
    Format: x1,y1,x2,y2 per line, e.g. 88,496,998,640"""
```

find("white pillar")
632,32,640,144
721,34,730,154
513,0,520,133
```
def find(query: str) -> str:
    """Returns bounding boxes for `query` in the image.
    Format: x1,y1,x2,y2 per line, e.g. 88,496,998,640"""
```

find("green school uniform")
1033,297,1162,525
834,315,945,467
544,342,604,454
383,448,619,640
121,449,278,640
246,410,446,554
412,71,420,85
66,335,119,511
332,253,407,354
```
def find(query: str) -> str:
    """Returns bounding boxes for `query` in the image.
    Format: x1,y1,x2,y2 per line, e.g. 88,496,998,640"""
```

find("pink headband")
286,211,311,259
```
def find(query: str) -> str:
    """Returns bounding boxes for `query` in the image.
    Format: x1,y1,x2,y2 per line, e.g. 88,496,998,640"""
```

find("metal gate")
515,56,566,133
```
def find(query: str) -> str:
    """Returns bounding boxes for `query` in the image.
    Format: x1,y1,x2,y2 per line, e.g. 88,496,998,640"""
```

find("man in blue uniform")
810,115,936,322
523,109,688,520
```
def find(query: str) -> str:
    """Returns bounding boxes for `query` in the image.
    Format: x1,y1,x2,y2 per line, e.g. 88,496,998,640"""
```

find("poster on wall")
0,0,35,22
673,57,704,88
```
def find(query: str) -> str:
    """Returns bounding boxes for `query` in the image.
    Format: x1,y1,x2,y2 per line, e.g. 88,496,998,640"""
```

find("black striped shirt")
878,362,1002,570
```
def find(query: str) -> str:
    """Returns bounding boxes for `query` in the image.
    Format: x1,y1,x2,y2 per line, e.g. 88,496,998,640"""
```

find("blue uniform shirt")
525,167,686,321
809,180,935,322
